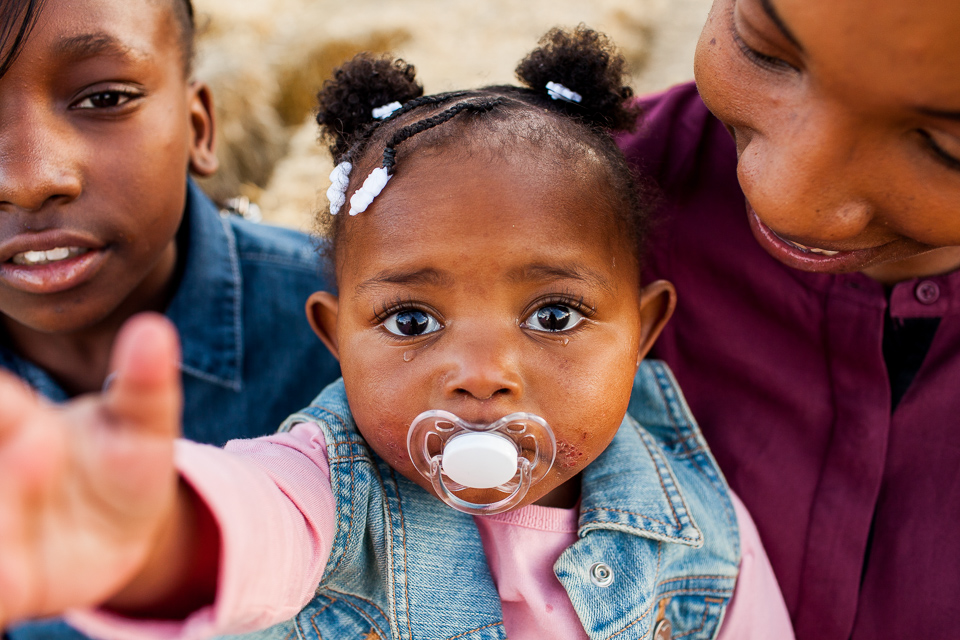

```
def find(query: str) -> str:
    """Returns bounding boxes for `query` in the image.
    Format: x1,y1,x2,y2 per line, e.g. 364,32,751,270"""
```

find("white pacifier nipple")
442,433,519,489
407,410,556,515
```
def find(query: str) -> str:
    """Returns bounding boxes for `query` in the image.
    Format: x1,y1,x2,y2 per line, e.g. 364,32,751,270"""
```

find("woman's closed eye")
382,308,442,337
521,304,586,333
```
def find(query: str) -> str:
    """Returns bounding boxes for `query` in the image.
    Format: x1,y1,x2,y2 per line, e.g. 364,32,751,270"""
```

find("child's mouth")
10,247,91,266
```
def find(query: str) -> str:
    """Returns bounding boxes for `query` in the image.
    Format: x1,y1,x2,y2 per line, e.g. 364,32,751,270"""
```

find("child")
0,2,340,637
0,28,792,640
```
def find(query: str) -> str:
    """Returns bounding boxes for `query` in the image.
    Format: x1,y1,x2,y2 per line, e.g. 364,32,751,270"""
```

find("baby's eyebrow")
54,33,149,63
355,267,455,293
508,263,614,293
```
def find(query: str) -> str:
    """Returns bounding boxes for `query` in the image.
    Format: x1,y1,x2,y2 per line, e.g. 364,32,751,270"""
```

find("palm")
0,315,181,627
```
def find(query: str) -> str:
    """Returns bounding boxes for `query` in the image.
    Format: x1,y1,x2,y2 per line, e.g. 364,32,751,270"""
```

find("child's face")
696,0,960,283
0,0,216,335
309,148,674,509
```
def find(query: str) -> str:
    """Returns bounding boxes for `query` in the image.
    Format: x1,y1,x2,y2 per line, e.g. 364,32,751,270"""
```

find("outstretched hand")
0,314,183,628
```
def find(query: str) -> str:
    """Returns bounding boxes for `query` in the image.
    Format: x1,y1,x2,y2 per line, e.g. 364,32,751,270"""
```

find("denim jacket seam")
441,621,506,640
651,370,738,539
670,604,709,639
313,591,388,639
604,541,662,640
179,363,242,392
637,426,686,528
320,589,391,630
300,594,334,639
387,465,415,640
217,215,245,389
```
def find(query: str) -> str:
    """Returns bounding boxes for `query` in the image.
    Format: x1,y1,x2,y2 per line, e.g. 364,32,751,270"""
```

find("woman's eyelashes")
918,130,960,172
730,9,797,73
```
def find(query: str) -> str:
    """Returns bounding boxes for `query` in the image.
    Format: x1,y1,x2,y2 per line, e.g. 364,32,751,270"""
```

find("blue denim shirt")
242,360,740,640
4,181,341,640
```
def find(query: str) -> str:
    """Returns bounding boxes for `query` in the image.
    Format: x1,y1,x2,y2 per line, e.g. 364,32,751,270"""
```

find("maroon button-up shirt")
620,83,960,640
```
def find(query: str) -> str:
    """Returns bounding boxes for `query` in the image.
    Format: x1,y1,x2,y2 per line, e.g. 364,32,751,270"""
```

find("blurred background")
191,0,713,229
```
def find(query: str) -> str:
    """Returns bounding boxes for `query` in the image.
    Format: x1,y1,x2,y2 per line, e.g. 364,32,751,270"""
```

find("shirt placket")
793,274,890,640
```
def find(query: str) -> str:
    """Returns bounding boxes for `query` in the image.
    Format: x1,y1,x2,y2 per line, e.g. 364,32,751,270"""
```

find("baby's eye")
382,309,442,337
73,91,135,110
522,304,585,333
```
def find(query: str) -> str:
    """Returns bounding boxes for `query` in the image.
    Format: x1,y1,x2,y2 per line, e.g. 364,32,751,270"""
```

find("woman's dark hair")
315,25,650,277
0,0,196,80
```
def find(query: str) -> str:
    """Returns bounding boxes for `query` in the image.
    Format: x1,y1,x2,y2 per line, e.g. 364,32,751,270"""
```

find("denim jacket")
5,181,341,640
245,360,739,640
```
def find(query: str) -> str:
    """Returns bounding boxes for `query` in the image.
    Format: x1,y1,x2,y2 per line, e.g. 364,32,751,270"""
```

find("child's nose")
0,105,83,212
441,332,523,403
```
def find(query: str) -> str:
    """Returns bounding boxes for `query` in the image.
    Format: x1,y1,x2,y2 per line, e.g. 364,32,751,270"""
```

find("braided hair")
315,25,651,274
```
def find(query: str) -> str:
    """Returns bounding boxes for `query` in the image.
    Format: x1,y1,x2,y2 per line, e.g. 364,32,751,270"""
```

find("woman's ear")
306,292,340,360
187,82,218,177
636,279,677,363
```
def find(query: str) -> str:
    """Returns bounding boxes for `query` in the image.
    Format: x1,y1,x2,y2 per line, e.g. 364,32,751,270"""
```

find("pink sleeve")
716,493,796,640
66,423,335,640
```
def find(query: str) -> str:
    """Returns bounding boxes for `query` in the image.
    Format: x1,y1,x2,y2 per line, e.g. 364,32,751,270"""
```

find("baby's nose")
441,332,523,402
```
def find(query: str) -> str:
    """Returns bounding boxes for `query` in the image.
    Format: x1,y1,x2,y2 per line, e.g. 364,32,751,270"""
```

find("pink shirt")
69,423,793,640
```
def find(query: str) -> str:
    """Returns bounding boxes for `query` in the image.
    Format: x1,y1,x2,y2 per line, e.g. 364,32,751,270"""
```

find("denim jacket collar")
166,180,244,391
578,413,703,548
0,180,245,398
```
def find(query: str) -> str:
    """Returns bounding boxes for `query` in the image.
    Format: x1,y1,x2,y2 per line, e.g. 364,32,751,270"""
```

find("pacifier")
407,410,556,515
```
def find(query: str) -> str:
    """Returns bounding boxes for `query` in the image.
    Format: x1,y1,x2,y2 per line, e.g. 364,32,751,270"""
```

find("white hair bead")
326,161,352,215
545,81,582,104
348,167,392,216
372,101,403,120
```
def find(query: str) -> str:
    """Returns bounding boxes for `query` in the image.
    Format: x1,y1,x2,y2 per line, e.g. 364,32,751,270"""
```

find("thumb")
104,313,182,439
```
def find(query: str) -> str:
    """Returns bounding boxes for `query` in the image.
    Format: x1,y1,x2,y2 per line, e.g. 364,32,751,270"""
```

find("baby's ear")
306,292,340,360
187,82,218,177
635,280,676,363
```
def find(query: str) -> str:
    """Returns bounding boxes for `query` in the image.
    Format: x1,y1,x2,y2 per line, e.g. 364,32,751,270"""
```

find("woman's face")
696,0,960,283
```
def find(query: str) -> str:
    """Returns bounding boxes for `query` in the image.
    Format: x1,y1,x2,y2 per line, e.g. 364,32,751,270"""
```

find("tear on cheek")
556,441,586,469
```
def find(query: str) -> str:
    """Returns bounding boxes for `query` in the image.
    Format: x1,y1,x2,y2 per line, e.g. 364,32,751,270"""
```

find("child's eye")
382,309,442,337
73,91,137,110
522,304,586,333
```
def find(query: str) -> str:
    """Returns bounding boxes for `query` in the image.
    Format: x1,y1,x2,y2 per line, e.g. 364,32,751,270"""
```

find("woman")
620,0,960,638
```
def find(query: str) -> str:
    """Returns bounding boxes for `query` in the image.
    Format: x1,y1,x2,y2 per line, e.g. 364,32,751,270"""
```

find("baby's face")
310,149,673,509
0,0,215,336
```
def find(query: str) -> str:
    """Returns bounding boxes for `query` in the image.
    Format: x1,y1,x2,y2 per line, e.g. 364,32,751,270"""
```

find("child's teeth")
11,247,88,266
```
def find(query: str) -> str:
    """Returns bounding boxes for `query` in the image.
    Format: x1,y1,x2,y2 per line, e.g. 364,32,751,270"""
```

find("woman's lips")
745,203,895,273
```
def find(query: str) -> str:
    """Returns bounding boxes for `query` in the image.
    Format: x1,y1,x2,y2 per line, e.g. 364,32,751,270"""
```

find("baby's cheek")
555,440,587,470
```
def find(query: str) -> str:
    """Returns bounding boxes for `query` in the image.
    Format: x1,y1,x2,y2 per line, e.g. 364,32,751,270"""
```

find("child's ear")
636,279,677,363
187,81,218,177
306,292,340,361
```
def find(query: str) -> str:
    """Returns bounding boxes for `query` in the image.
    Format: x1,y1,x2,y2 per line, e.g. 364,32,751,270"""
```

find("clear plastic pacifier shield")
407,410,556,515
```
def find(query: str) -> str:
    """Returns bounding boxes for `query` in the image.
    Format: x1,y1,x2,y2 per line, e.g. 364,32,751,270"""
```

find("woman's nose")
742,102,879,244
0,104,83,212
441,329,523,402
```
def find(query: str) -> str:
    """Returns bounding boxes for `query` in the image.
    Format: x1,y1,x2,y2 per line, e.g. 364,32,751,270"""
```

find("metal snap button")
916,280,941,305
589,562,614,587
653,618,673,640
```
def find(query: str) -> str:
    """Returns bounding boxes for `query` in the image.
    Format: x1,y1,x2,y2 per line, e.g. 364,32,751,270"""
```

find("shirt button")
916,280,941,305
589,562,614,587
653,618,673,640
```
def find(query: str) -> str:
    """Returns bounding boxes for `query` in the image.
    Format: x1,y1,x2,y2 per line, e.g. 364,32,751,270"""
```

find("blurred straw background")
191,0,713,230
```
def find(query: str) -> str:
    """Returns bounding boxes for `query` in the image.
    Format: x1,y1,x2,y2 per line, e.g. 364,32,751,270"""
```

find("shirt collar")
165,180,244,391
